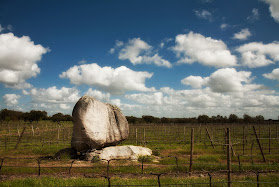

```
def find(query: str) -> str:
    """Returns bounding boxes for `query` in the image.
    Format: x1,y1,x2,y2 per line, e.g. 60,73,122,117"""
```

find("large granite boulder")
71,96,129,151
85,145,152,161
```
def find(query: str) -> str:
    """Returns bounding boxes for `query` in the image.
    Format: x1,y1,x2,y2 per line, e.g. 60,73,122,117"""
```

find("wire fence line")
0,122,279,186
0,155,278,186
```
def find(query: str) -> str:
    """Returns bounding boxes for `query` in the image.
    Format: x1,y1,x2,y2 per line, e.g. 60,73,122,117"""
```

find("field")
0,121,279,186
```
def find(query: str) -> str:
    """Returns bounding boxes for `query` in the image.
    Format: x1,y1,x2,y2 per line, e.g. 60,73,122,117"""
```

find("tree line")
126,114,273,124
0,108,276,124
0,109,72,123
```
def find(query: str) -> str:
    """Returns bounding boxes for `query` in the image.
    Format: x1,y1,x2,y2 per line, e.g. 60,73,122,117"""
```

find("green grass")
0,122,279,185
1,174,279,187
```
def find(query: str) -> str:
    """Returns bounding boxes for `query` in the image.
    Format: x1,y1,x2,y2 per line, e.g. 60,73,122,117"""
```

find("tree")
255,115,264,123
51,113,72,122
51,113,65,122
229,114,239,123
243,114,252,123
142,115,160,123
198,115,210,123
26,110,48,123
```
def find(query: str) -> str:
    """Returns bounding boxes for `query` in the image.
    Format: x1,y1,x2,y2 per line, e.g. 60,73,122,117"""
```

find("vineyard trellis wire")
0,121,279,186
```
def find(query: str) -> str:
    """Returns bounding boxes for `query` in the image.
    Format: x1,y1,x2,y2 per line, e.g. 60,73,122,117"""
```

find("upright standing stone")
71,96,129,151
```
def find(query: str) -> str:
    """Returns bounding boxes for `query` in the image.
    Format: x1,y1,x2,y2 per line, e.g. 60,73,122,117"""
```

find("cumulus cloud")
173,32,237,67
181,76,204,88
30,86,80,104
60,63,155,94
85,88,111,102
263,68,279,80
247,8,260,21
233,28,252,40
0,33,49,89
181,68,263,93
125,92,164,105
194,10,213,21
117,38,172,68
123,84,278,119
119,38,151,64
205,68,262,93
262,0,279,22
236,41,279,68
3,94,21,106
59,104,71,110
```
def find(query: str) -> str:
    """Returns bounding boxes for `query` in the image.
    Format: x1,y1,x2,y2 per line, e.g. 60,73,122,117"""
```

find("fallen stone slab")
85,145,152,161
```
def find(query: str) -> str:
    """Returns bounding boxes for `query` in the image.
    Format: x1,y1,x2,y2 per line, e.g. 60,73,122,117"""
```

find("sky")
0,0,279,119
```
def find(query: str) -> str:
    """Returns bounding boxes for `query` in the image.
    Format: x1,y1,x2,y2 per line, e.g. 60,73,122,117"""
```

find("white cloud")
247,8,260,21
119,38,151,64
0,24,13,33
111,99,121,107
181,76,204,88
236,41,279,68
26,86,81,114
262,0,279,22
173,32,237,67
220,23,229,30
263,68,279,80
0,33,49,88
60,63,155,94
160,38,173,48
123,85,278,119
78,59,87,64
0,25,4,33
117,38,172,68
142,54,172,68
109,40,124,54
85,88,111,102
233,28,252,40
205,68,262,93
194,10,213,21
59,104,71,110
7,25,13,31
181,68,262,93
3,94,21,106
22,90,29,95
30,86,80,104
125,92,164,105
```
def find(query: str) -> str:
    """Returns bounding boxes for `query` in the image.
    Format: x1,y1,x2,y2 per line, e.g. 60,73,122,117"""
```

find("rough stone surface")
71,95,129,151
85,145,152,161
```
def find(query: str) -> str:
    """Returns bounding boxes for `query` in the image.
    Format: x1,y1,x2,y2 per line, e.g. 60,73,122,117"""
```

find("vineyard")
0,121,279,186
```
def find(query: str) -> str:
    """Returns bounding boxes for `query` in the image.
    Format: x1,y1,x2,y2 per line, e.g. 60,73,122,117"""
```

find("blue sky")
1,0,279,119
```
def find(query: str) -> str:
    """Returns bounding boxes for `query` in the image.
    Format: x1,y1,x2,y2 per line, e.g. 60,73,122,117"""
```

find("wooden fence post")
4,135,7,150
15,127,26,149
189,128,194,176
0,157,6,174
143,128,146,147
37,158,41,176
256,171,260,187
57,126,60,141
242,126,245,155
269,128,271,154
206,128,215,149
253,126,266,163
135,128,138,145
226,128,231,187
31,125,35,137
208,172,212,187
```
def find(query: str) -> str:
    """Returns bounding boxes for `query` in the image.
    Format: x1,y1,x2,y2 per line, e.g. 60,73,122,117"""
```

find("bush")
138,155,152,163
